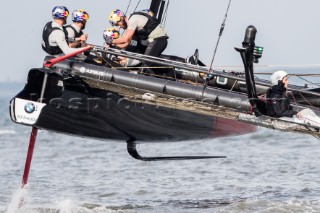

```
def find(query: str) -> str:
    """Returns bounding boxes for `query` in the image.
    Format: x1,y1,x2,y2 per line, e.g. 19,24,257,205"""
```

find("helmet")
72,9,89,22
103,27,120,40
270,70,288,85
140,9,154,17
52,6,69,19
109,9,124,26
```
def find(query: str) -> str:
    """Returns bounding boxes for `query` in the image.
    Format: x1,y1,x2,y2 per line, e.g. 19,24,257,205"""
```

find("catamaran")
8,0,320,192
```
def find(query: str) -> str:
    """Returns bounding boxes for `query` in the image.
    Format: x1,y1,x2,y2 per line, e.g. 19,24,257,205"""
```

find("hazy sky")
1,0,320,82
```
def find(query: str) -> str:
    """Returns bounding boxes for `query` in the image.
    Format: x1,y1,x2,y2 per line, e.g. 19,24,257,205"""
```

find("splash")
55,200,130,213
56,199,77,213
6,185,30,213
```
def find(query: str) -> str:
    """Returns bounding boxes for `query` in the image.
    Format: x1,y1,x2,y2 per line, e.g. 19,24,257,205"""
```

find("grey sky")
1,0,320,82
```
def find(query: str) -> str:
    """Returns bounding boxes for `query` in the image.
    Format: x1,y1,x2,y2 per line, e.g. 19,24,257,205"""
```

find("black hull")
10,68,255,142
35,90,241,141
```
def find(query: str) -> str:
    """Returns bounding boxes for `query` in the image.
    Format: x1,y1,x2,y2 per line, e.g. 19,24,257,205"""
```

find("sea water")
1,82,320,213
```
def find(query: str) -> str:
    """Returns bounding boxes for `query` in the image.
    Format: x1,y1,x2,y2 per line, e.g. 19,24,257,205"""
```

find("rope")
133,0,141,12
288,89,314,108
298,92,314,107
295,75,319,86
201,0,232,98
288,91,298,106
124,0,132,16
208,0,232,72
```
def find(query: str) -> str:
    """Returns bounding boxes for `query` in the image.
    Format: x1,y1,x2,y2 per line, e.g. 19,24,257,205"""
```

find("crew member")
106,9,168,74
266,70,298,118
266,70,320,127
41,6,79,55
66,9,89,48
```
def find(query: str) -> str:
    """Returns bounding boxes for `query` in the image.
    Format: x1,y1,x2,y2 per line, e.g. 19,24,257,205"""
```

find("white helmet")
270,70,288,85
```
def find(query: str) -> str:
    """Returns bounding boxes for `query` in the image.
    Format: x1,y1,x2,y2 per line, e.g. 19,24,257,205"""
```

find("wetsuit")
266,84,297,117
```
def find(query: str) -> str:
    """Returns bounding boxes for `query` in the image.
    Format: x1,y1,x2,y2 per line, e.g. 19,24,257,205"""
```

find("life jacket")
265,88,276,117
265,85,295,117
42,21,69,55
129,12,159,40
65,25,83,47
125,34,147,54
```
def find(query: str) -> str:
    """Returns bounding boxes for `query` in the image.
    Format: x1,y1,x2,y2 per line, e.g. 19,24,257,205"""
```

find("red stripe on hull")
212,117,256,138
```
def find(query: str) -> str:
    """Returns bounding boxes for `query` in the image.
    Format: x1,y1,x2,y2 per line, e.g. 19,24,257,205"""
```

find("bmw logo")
24,102,36,113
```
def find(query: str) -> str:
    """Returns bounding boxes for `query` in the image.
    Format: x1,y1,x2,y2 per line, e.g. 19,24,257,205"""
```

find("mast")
150,0,166,21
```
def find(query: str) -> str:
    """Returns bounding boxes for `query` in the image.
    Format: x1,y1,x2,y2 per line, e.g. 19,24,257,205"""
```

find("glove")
104,36,113,45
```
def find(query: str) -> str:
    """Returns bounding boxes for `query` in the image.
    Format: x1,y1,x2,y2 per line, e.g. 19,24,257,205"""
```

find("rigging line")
161,0,170,27
121,0,133,37
299,92,314,107
295,75,318,86
288,91,298,106
124,0,132,16
201,0,232,98
289,89,314,108
208,0,232,73
133,0,142,12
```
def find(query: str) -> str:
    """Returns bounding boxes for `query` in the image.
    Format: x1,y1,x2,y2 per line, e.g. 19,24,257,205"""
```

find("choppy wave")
216,198,320,213
2,197,320,213
0,129,16,135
